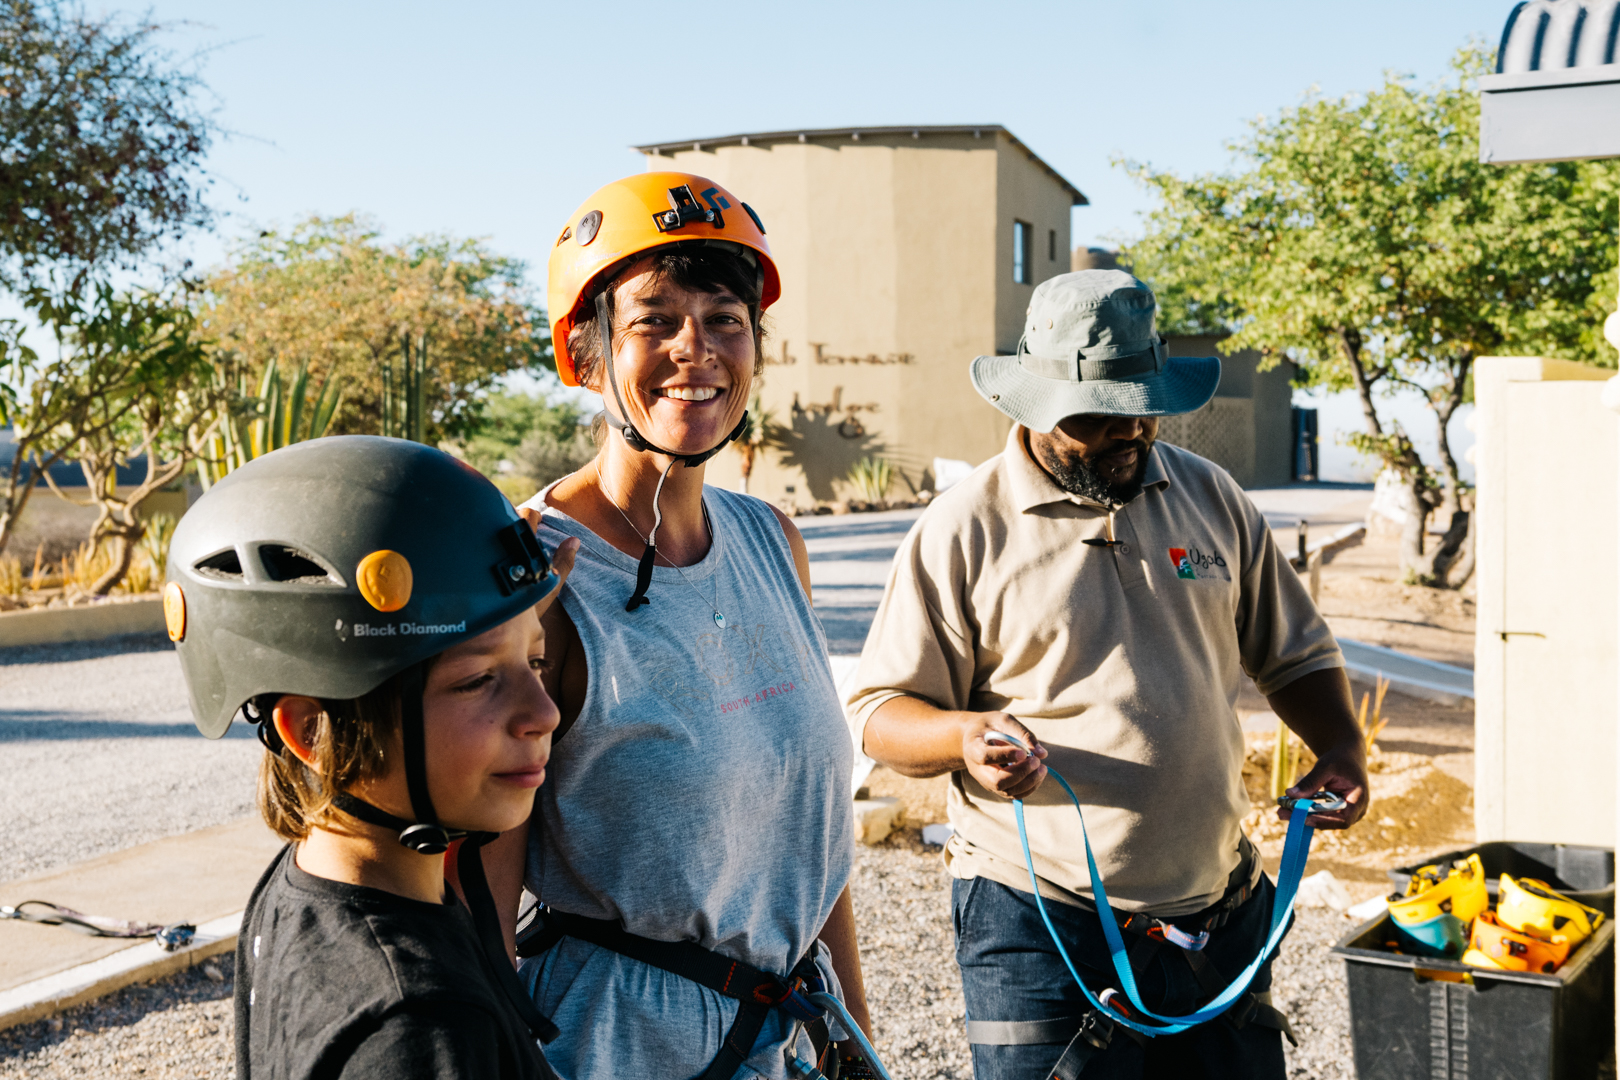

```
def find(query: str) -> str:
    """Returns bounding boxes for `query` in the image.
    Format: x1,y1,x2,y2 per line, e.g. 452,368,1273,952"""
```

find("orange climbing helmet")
546,171,781,387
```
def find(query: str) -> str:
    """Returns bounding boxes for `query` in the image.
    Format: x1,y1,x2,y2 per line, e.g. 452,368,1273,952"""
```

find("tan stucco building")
639,126,1298,504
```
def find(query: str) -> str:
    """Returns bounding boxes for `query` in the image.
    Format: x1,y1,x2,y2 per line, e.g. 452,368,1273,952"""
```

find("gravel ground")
0,956,234,1079
0,836,1361,1080
854,826,1356,1080
0,635,261,882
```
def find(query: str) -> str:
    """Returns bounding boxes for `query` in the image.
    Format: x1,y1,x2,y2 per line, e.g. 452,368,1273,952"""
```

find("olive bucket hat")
970,269,1220,430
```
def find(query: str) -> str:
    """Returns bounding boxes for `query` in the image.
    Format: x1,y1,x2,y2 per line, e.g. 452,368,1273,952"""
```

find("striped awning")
1480,1,1620,163
1497,0,1620,72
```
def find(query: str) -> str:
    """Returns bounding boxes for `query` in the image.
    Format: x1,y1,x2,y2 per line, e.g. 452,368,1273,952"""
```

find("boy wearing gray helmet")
165,436,577,1080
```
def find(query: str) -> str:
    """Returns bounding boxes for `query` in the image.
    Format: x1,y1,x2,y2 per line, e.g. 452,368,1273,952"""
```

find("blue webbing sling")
991,731,1343,1040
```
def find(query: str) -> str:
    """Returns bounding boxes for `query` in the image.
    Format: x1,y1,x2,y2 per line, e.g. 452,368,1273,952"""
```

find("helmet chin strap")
593,288,747,613
257,665,467,856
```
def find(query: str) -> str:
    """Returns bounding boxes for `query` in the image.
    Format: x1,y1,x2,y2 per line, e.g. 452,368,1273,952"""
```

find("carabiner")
1276,790,1347,813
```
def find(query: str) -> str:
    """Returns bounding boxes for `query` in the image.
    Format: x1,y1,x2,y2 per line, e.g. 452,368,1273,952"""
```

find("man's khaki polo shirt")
847,425,1343,916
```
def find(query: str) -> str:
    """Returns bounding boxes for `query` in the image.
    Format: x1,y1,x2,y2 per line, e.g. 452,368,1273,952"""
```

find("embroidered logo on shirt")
1167,545,1227,580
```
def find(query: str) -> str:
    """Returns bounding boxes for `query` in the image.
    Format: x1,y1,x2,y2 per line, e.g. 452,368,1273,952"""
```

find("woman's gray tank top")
518,484,853,1080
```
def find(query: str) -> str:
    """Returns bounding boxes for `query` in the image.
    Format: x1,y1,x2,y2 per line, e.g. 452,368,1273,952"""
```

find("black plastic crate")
1335,838,1614,1080
1388,842,1615,917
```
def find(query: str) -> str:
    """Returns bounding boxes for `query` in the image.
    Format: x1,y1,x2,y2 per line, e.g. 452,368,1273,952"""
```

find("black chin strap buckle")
397,823,454,855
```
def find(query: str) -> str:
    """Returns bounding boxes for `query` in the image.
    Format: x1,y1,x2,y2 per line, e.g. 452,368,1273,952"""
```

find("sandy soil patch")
1313,525,1476,669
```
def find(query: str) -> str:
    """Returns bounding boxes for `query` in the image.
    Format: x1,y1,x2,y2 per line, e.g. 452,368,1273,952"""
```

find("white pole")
1601,275,1620,1053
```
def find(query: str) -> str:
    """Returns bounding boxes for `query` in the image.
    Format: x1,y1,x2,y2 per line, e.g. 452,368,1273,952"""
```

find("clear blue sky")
144,0,1511,278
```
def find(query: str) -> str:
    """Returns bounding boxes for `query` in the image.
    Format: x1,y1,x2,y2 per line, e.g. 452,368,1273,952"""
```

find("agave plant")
847,456,894,505
137,512,178,583
194,357,343,489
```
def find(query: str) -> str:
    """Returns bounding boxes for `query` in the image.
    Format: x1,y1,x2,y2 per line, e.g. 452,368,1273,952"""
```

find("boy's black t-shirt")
235,845,552,1080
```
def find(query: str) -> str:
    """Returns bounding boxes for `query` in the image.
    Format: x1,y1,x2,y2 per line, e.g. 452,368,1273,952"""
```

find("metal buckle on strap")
1159,923,1210,951
777,983,823,1024
1277,790,1347,813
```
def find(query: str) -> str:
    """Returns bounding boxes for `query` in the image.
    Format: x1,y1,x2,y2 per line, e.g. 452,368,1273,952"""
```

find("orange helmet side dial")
545,171,781,386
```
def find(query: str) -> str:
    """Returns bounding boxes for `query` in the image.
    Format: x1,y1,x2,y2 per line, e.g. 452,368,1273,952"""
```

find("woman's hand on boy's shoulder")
518,507,578,620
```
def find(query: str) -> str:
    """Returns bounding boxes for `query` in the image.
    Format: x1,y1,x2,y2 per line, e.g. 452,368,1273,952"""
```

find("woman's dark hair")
568,243,768,392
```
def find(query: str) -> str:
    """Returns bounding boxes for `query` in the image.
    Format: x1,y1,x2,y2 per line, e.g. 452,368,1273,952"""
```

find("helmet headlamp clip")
494,519,554,595
654,184,717,232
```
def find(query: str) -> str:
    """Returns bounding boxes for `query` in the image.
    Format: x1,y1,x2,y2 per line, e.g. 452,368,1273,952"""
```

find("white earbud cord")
596,458,726,628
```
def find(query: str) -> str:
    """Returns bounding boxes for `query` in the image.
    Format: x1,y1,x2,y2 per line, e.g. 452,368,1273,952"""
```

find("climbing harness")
1386,854,1488,959
0,901,196,952
986,730,1343,1040
518,909,894,1080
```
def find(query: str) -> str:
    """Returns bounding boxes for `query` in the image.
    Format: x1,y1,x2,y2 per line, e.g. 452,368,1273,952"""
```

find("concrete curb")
1339,638,1474,707
0,598,164,647
0,912,240,1032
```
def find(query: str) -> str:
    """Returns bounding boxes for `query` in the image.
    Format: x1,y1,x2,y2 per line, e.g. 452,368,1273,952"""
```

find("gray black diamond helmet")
164,436,557,739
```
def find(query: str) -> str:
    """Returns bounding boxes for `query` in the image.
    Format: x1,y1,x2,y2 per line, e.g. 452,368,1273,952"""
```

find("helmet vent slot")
258,545,341,585
194,548,244,580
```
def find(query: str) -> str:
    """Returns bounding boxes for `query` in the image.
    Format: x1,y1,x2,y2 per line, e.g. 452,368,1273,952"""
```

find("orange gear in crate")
1496,874,1606,948
1461,911,1572,974
546,171,781,387
1386,854,1489,958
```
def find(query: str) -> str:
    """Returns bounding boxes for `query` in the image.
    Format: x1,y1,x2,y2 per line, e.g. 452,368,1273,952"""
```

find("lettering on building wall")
768,341,919,367
810,342,916,366
792,385,880,439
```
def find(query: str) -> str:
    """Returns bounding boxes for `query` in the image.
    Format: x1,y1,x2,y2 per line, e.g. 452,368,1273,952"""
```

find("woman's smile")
654,385,725,403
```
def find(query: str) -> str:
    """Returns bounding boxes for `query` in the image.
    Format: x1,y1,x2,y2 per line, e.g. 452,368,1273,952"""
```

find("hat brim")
970,353,1221,431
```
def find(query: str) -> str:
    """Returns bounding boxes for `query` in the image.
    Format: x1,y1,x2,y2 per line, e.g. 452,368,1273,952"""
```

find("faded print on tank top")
520,483,853,978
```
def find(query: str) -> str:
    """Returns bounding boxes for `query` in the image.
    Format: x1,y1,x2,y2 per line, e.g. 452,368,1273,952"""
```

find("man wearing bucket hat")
848,271,1369,1079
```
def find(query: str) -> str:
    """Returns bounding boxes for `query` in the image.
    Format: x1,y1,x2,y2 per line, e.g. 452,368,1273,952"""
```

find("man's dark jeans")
952,875,1290,1080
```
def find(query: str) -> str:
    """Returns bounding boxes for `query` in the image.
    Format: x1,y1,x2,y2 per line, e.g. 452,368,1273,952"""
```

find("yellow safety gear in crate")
1387,854,1488,959
1496,875,1605,948
1462,911,1572,974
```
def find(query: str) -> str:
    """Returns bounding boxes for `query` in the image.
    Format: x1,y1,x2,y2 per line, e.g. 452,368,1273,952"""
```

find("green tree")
1122,46,1620,586
0,1,215,282
198,215,549,444
452,387,594,501
0,281,222,590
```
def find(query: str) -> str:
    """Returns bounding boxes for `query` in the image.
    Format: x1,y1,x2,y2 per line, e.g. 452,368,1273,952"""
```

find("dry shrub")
59,541,115,595
124,549,156,594
29,543,51,591
0,554,21,598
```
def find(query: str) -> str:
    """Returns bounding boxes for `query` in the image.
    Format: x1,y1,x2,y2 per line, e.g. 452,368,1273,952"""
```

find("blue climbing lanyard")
988,731,1343,1040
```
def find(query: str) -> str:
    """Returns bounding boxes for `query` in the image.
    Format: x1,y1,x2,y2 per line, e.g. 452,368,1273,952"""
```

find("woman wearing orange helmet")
486,172,878,1079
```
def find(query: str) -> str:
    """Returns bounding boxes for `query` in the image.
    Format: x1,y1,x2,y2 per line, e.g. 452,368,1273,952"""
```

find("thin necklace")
596,461,727,628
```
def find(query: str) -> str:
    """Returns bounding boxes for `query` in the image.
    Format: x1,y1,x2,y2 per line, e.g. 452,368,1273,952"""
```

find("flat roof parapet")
634,124,1088,206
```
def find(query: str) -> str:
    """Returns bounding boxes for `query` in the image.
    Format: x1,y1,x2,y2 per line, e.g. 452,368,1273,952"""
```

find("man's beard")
1037,437,1154,506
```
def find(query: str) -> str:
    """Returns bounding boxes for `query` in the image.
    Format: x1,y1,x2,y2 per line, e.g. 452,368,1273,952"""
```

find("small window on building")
1013,220,1032,285
1048,229,1057,262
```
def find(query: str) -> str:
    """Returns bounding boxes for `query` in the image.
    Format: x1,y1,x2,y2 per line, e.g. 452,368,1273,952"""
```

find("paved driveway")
0,636,259,882
798,508,922,656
